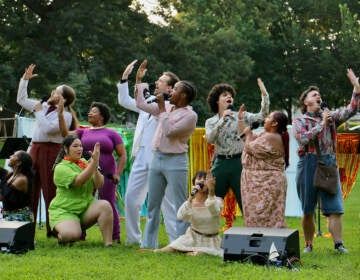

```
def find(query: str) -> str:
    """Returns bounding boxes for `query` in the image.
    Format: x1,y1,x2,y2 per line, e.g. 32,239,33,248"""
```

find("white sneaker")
335,245,349,253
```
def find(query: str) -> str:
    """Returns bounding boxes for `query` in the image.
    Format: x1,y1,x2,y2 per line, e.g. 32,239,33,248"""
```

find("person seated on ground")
148,171,224,257
0,150,34,222
48,134,113,247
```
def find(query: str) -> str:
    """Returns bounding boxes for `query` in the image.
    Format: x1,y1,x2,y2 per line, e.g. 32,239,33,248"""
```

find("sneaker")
335,244,349,253
303,245,313,253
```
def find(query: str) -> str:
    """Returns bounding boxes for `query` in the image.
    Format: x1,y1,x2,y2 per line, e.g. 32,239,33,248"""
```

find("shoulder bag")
313,139,338,195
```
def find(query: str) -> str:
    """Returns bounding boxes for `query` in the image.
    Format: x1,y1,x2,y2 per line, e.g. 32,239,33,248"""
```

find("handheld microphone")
320,102,333,124
143,83,156,99
224,104,234,122
190,183,204,196
41,95,50,104
240,121,260,139
146,93,170,104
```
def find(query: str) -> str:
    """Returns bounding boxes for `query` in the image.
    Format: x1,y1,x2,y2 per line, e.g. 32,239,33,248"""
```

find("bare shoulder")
12,175,29,193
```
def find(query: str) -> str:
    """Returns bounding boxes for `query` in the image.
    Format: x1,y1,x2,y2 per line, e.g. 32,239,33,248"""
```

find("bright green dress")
49,159,95,230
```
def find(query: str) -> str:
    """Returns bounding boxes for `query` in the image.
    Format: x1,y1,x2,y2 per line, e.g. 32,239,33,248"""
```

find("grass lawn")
0,156,359,279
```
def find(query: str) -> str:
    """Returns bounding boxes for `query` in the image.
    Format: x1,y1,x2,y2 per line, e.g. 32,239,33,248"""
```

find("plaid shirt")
292,92,359,156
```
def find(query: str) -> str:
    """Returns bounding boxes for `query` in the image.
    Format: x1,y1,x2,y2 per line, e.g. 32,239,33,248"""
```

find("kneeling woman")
154,171,223,257
49,135,113,247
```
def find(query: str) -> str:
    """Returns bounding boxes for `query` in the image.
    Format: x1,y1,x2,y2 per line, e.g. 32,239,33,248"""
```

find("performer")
205,80,269,228
136,60,198,249
16,64,77,237
238,109,289,228
58,101,126,243
293,68,360,253
152,171,223,257
0,151,34,222
117,60,177,246
49,135,113,247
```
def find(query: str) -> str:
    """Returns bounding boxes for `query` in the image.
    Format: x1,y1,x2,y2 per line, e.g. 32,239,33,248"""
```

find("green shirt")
49,159,95,228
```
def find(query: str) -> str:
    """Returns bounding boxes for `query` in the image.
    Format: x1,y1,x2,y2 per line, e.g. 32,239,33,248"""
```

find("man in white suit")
117,60,177,246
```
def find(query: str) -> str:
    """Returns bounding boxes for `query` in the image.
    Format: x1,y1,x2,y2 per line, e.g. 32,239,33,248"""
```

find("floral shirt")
292,92,359,156
205,95,269,155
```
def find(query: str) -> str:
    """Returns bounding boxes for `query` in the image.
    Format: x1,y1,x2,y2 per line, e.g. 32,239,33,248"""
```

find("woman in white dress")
154,171,224,257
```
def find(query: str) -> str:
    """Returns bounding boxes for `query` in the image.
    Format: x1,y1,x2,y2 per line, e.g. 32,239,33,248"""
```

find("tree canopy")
1,0,359,125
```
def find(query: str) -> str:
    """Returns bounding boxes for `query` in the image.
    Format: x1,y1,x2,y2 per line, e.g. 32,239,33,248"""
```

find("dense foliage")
0,0,359,125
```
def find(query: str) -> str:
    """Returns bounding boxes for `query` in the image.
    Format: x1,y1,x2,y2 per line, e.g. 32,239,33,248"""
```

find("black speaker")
0,221,35,253
221,227,299,264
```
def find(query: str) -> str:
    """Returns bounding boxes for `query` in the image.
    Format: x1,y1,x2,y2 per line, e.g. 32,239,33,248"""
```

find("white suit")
117,81,177,245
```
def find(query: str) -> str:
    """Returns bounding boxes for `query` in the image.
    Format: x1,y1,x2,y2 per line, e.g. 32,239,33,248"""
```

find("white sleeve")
117,82,140,113
16,78,38,112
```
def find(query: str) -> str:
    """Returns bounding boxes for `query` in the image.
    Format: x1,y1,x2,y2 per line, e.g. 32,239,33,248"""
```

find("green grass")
0,175,359,279
0,144,359,279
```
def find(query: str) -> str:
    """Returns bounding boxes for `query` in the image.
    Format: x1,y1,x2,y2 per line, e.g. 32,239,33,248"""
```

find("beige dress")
168,197,224,257
241,133,287,228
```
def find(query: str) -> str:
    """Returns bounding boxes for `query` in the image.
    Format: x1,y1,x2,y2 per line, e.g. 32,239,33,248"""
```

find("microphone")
320,102,333,124
240,121,260,139
41,95,50,104
190,182,204,196
224,104,234,122
146,93,170,104
143,83,155,99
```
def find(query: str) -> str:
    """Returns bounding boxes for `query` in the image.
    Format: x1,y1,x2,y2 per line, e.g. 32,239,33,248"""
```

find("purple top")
75,127,123,174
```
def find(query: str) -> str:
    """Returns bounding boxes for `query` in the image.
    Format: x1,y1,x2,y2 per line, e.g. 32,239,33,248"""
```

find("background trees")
0,0,359,125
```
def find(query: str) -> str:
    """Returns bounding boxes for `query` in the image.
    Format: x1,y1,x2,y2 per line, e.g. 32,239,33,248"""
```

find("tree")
0,0,157,121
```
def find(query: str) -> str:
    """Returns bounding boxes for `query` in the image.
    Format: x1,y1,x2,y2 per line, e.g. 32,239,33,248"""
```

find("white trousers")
124,147,177,245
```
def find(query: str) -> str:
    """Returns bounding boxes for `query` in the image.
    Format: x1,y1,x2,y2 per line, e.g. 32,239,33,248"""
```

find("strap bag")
313,140,338,195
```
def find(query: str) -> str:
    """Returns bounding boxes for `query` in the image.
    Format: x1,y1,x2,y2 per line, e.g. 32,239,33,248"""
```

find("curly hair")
90,102,111,125
207,83,237,114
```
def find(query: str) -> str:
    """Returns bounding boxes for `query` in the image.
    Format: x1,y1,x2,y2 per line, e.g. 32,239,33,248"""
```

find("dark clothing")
0,183,30,211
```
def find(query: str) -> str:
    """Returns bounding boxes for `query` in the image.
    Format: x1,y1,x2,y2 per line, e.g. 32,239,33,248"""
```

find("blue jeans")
141,151,189,248
296,153,344,215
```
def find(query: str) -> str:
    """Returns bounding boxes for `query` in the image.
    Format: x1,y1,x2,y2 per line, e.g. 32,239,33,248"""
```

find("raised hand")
257,78,268,97
206,172,216,197
136,59,147,84
23,64,39,80
91,142,101,164
122,59,138,80
346,68,360,93
238,104,246,121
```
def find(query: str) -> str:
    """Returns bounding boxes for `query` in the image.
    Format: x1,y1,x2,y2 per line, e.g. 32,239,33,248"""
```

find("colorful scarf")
63,156,88,169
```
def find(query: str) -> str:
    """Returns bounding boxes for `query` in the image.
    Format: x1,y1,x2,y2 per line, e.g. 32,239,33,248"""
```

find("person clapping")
48,135,113,247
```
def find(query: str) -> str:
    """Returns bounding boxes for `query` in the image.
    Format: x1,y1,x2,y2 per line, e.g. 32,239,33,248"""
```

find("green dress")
49,159,95,229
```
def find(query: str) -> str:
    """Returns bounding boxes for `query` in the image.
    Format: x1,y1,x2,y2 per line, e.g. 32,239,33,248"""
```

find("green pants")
211,157,242,212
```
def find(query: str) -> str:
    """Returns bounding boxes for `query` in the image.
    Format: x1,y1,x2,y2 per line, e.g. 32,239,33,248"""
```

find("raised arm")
117,59,140,113
16,64,40,112
244,78,270,124
135,83,160,116
73,142,104,188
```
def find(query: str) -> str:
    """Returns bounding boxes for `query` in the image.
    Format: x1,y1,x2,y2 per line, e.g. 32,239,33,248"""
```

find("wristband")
120,79,128,83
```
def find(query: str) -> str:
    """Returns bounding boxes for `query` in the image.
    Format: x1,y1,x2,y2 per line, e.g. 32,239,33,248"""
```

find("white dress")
168,197,224,257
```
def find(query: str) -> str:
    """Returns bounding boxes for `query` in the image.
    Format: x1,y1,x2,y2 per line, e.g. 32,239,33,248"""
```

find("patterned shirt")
205,95,269,155
292,92,359,156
